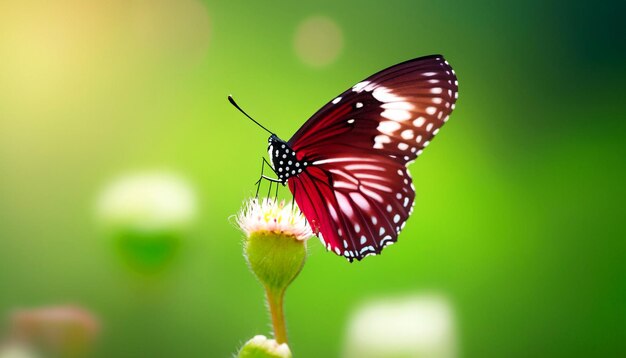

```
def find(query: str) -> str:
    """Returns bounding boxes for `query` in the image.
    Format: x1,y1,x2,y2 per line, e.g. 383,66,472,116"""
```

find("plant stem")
266,286,288,344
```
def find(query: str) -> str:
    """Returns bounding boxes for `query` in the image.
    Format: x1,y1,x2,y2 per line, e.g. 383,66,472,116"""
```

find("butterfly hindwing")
288,155,414,261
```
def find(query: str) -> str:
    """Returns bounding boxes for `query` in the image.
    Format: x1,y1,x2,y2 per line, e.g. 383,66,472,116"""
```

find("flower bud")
237,198,310,292
237,335,292,358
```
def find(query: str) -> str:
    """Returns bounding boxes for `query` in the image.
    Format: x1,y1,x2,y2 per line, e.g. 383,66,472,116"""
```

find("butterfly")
232,55,458,262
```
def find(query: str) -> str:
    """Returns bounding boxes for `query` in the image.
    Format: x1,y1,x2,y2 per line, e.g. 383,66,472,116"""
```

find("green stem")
266,286,288,344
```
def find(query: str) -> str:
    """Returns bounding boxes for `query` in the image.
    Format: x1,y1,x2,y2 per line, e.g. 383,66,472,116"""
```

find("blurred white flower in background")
5,306,99,357
0,344,37,358
96,170,196,273
343,294,457,358
294,15,343,67
96,171,196,232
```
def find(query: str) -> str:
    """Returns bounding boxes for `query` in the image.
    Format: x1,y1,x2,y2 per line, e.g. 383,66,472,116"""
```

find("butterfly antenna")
228,95,274,135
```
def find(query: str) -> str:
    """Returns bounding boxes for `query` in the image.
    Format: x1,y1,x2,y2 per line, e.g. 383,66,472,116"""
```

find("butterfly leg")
291,180,297,213
274,180,279,200
255,158,266,197
255,157,281,197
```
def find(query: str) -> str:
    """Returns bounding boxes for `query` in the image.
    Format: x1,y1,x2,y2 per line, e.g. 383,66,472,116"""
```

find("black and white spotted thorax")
268,134,309,184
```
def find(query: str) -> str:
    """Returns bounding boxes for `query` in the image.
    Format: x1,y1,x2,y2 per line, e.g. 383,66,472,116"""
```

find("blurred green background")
0,0,624,357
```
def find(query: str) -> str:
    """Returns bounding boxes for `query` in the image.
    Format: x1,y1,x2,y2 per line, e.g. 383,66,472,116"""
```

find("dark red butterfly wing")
288,157,415,260
288,55,458,261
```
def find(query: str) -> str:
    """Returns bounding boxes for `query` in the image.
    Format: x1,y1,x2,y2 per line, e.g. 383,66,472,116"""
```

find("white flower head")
237,198,313,241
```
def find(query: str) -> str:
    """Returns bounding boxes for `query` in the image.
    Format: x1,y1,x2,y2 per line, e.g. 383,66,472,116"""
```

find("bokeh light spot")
294,15,343,67
344,294,457,358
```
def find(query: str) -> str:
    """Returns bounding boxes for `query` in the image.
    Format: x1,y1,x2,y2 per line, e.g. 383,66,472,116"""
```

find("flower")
237,335,292,358
236,197,311,345
8,305,99,357
96,171,197,272
236,198,312,241
0,343,37,358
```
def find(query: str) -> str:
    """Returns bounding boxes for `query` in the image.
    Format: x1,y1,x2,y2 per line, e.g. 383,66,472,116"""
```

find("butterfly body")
267,134,311,184
258,55,458,262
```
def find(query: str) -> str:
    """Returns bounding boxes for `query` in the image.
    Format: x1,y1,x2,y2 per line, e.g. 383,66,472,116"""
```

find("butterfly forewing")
287,55,458,261
289,55,458,164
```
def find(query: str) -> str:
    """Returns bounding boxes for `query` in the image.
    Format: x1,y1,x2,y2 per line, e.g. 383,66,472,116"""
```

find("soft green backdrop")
0,0,624,357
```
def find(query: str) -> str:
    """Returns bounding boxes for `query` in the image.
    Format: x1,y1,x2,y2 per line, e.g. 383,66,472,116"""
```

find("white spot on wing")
372,86,404,103
345,164,386,171
361,186,384,203
332,96,342,104
334,181,358,190
314,157,380,165
378,121,401,134
381,235,393,246
328,202,339,221
353,81,373,92
381,101,414,110
381,109,411,121
336,192,355,219
349,192,371,212
374,134,391,149
362,181,392,192
413,117,425,127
